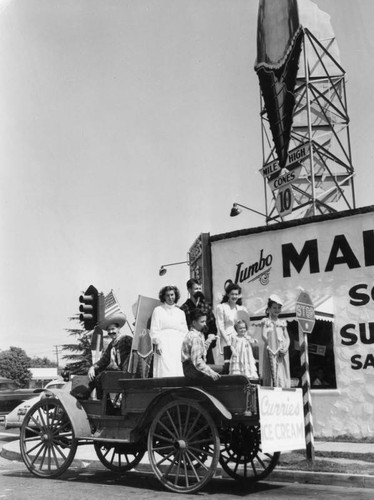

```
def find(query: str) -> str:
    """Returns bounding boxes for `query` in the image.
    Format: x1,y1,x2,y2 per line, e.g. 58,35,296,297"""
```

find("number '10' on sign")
275,186,294,216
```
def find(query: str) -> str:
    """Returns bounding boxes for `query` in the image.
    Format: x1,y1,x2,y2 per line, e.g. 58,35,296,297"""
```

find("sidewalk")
273,441,374,489
2,438,374,489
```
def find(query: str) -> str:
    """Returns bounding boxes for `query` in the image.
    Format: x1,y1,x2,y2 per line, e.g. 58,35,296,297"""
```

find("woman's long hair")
221,283,242,306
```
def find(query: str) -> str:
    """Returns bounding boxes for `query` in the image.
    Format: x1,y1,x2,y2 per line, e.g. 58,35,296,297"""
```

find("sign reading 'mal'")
260,142,310,179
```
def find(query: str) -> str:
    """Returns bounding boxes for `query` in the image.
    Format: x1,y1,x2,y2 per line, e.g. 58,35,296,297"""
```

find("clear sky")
0,0,373,363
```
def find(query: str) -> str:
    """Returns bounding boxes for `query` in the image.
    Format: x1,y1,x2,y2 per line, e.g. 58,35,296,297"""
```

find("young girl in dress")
229,320,259,379
261,294,291,388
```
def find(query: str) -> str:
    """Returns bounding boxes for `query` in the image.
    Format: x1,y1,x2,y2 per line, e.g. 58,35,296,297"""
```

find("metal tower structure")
260,27,356,223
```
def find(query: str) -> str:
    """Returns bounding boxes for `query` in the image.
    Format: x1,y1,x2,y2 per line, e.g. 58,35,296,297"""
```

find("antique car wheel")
147,399,220,494
94,442,145,472
219,424,280,483
20,398,77,478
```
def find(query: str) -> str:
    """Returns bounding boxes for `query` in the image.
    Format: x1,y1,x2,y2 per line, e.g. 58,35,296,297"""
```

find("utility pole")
54,345,59,368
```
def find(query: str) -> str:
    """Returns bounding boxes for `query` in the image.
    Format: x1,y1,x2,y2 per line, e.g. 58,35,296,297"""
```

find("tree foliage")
61,316,92,375
0,346,32,387
30,356,57,368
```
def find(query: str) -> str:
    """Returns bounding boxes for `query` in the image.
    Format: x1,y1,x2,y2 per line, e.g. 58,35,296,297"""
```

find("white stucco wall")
211,208,374,438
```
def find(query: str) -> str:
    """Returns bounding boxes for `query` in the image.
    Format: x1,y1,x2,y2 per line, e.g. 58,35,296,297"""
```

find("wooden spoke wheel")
219,424,280,484
147,400,220,494
94,442,145,472
20,398,77,478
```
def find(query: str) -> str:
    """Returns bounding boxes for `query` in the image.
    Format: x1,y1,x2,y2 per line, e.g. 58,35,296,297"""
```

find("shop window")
287,319,337,390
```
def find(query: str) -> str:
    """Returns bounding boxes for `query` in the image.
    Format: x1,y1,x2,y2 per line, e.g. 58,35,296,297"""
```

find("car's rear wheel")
219,424,280,483
94,442,145,472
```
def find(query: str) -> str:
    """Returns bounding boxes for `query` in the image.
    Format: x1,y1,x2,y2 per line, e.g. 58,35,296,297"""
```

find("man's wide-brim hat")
100,312,127,331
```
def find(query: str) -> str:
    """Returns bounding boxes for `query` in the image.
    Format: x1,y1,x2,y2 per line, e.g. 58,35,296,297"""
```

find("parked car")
0,377,42,417
41,379,66,391
4,380,70,430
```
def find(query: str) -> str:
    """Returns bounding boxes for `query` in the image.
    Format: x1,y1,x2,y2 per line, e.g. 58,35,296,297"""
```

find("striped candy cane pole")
299,324,315,461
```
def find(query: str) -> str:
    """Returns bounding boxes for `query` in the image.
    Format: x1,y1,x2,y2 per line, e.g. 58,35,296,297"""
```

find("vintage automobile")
0,377,42,417
4,380,68,430
18,371,303,494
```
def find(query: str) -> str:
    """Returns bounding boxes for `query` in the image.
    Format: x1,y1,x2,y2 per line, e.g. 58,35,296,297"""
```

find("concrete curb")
2,439,374,489
0,440,95,469
271,469,374,489
1,441,20,462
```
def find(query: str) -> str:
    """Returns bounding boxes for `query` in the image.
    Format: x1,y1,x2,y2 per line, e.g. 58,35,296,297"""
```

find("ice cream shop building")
190,206,374,438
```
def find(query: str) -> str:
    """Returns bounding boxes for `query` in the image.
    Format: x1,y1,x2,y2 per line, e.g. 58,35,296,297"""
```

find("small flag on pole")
100,289,127,331
104,290,121,316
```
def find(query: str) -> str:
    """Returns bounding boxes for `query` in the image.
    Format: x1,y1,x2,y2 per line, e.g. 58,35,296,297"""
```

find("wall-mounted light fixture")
158,260,189,276
230,202,277,223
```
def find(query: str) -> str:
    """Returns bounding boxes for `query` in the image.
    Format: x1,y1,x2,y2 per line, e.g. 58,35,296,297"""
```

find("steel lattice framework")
260,28,356,223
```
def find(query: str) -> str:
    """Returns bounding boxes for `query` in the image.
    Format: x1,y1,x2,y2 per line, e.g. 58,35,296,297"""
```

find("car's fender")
44,389,91,438
176,386,232,420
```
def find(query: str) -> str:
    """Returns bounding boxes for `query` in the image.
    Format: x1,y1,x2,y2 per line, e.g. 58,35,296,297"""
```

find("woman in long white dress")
150,286,188,377
214,283,249,370
261,294,291,388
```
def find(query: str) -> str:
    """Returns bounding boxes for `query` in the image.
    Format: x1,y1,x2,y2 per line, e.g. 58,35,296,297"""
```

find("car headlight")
40,390,54,400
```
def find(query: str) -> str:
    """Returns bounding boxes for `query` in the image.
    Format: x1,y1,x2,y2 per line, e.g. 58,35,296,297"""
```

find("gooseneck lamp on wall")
230,202,278,223
158,260,189,276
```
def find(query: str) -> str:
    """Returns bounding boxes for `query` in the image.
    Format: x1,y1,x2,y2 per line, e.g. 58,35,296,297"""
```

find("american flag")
104,290,121,316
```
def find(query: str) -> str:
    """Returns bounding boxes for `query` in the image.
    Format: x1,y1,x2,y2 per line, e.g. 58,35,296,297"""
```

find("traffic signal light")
79,285,100,331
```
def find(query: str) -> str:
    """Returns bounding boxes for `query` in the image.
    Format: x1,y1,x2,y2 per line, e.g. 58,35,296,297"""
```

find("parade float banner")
258,387,305,452
210,208,374,437
132,295,160,354
129,295,160,377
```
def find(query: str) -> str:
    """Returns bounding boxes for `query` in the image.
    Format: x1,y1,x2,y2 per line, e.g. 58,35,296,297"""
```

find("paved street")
1,425,374,500
1,457,374,500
